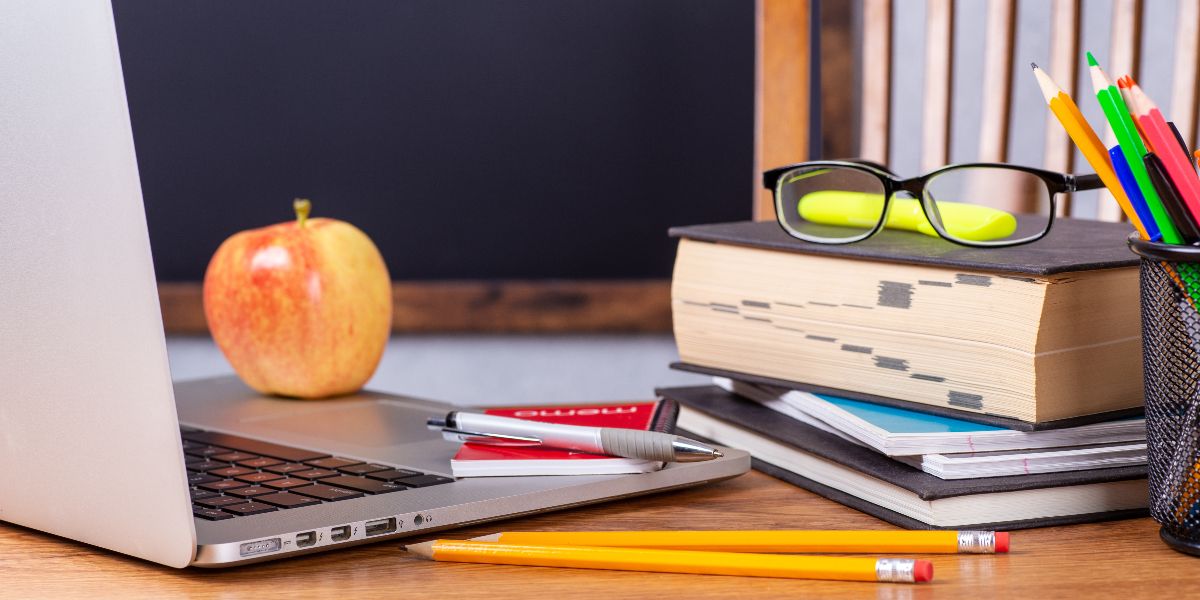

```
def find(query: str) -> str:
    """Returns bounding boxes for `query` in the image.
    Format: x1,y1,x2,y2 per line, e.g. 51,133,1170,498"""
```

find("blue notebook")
817,394,1006,434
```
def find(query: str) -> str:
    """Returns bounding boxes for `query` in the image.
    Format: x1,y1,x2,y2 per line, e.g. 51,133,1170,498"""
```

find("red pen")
1122,77,1200,221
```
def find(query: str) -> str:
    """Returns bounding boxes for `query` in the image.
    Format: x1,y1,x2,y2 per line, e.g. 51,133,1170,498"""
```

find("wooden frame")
159,281,671,334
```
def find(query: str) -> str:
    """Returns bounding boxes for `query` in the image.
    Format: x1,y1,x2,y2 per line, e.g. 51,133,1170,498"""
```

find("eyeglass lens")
775,166,888,243
923,167,1053,245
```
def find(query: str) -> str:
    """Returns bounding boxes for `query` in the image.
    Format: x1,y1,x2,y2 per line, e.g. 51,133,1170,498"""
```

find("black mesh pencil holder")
1130,235,1200,556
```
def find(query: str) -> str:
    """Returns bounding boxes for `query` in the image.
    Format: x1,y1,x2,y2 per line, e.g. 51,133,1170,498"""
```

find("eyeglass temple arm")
1070,173,1104,191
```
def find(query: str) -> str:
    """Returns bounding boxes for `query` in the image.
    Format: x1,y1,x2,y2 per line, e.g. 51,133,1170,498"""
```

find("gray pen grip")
599,429,677,462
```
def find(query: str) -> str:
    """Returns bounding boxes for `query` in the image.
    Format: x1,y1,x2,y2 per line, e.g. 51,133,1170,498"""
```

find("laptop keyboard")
181,427,453,521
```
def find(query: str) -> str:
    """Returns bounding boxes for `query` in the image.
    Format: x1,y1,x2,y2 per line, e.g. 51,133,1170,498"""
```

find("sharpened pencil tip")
405,540,437,559
1086,51,1098,67
1030,62,1038,70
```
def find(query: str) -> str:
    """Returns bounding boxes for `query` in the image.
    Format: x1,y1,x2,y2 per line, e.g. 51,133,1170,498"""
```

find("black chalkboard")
111,1,754,281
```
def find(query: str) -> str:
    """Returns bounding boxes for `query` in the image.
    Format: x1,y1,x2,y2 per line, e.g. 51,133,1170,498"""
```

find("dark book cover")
660,384,1148,529
669,218,1139,275
671,362,1145,432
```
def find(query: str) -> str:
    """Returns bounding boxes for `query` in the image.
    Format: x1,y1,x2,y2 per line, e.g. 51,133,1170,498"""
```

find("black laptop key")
209,466,256,478
320,475,408,495
256,492,321,509
303,457,363,470
290,484,365,502
185,446,233,458
194,508,236,521
190,489,220,501
198,479,249,492
264,463,310,475
235,472,284,484
290,468,338,480
188,473,223,486
181,431,331,463
226,486,275,499
222,502,277,516
210,451,259,463
195,495,250,508
263,478,314,491
186,460,232,473
337,463,391,476
391,474,454,488
364,468,421,481
237,457,283,469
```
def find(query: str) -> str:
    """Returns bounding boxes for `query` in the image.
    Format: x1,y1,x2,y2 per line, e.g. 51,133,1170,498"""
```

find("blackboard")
112,1,754,281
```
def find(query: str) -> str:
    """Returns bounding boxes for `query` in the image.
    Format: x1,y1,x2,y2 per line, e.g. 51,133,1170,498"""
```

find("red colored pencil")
1123,78,1200,221
1117,76,1150,142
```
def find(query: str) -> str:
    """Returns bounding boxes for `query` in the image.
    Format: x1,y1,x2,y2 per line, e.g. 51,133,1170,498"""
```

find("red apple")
203,199,392,398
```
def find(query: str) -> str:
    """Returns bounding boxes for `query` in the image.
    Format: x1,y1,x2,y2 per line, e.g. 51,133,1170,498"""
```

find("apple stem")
294,198,311,228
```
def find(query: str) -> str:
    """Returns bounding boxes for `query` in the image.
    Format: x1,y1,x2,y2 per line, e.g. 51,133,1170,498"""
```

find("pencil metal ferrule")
874,558,917,583
957,530,996,553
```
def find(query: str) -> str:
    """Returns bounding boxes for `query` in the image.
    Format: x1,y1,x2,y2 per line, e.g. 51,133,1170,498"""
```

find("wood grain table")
2,470,1197,599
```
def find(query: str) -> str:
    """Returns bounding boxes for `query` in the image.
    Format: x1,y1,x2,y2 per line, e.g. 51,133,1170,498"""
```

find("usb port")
365,517,397,537
330,525,352,542
295,531,317,548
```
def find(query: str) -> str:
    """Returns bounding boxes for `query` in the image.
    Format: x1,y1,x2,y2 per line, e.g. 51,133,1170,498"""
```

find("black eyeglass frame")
761,160,1105,247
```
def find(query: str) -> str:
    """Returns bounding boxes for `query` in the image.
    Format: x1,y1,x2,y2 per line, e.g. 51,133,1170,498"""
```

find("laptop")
0,2,749,568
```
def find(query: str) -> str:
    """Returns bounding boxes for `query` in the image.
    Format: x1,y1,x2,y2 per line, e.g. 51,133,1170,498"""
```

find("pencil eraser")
995,532,1010,553
913,560,934,583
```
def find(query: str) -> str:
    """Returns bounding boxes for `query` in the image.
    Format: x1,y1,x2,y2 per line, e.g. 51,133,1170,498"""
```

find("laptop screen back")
0,1,195,567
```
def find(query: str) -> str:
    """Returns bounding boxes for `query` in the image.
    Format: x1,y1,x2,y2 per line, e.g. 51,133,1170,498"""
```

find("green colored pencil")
1087,51,1182,244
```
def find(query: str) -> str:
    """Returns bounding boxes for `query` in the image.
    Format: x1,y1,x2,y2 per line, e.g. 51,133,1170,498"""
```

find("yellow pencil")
1032,62,1149,239
405,540,934,583
471,529,1009,554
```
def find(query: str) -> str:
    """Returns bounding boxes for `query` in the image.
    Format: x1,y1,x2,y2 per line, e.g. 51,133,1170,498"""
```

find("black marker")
1145,152,1200,244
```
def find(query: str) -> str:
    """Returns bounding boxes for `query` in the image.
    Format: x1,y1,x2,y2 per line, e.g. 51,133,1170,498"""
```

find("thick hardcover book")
450,399,678,477
668,218,1139,275
659,385,1148,530
668,218,1143,426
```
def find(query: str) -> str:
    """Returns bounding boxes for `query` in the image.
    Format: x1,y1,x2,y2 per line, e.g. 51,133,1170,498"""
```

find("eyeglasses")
762,160,1105,247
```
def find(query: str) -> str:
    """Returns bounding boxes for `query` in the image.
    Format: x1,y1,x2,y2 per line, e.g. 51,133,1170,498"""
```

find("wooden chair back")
756,0,1200,222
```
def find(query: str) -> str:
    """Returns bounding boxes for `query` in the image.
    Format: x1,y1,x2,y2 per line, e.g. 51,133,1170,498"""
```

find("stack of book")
658,218,1151,529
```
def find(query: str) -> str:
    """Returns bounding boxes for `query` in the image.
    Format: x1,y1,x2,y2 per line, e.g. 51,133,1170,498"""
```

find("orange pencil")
473,529,1010,554
1031,63,1148,239
405,539,934,583
1123,77,1200,222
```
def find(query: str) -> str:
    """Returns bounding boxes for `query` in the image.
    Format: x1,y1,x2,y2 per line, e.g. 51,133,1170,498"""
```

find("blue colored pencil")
1111,145,1163,241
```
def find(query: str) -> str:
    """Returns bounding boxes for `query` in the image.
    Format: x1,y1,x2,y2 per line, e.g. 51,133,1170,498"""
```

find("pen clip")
438,428,543,446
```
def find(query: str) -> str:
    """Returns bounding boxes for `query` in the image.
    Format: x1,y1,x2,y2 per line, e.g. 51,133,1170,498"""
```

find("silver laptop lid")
0,1,195,567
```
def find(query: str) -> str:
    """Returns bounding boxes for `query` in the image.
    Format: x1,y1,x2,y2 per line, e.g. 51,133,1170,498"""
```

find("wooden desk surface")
3,470,1197,599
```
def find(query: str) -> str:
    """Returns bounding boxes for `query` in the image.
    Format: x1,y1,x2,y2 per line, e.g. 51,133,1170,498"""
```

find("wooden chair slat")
859,0,893,165
978,0,1017,163
755,0,811,220
1096,0,1143,222
1171,0,1200,151
921,0,954,172
1043,0,1081,217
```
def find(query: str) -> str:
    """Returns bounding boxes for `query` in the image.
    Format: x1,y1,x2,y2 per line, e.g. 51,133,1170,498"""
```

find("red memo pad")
450,401,667,477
